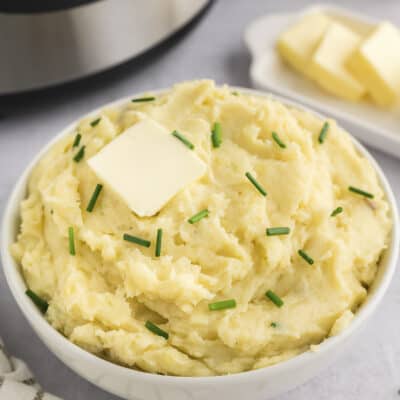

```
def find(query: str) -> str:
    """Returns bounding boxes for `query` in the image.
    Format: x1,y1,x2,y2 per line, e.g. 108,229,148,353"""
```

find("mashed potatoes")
11,80,391,376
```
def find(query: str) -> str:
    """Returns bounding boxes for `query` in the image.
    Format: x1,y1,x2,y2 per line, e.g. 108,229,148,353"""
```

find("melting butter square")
88,118,206,217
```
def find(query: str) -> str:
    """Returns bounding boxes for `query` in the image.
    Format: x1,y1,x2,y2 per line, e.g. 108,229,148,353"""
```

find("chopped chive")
68,227,76,255
86,184,103,212
90,118,101,127
270,322,278,328
331,206,343,217
208,299,236,311
72,132,81,148
155,228,162,257
272,131,286,149
348,186,374,199
298,249,314,265
131,96,155,103
318,122,329,144
211,122,222,148
265,290,284,307
145,321,169,339
245,172,267,196
188,209,209,224
26,289,48,313
123,233,151,248
171,130,194,150
266,227,290,236
232,91,239,96
73,145,85,162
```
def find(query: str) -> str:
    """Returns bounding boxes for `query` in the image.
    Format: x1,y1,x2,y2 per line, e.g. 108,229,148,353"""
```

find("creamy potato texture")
12,81,391,376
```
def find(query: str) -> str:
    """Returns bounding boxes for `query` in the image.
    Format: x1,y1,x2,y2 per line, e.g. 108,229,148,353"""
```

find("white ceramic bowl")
1,88,399,400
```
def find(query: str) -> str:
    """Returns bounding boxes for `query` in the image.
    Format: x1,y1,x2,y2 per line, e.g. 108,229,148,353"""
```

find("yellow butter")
277,13,331,77
347,22,400,106
88,119,206,217
310,23,366,101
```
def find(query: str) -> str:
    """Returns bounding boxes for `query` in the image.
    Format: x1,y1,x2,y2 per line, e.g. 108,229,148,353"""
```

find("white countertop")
0,1,399,399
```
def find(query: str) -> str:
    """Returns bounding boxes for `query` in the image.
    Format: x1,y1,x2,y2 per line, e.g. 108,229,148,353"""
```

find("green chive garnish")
265,290,284,307
188,209,209,224
86,184,103,212
123,233,151,248
90,118,101,127
26,289,48,313
318,122,329,144
68,227,76,255
272,132,286,149
72,132,81,148
208,299,236,311
270,322,278,328
331,206,343,217
266,227,290,236
155,228,162,257
245,172,267,196
145,321,169,339
232,91,239,96
73,145,85,162
298,249,314,265
131,96,155,103
172,130,194,149
348,186,374,199
211,122,222,148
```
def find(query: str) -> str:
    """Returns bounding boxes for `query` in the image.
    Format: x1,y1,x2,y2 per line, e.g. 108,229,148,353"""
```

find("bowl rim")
1,85,399,385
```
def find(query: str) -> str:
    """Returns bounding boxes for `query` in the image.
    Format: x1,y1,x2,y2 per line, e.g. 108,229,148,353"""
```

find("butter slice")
347,22,400,106
277,13,331,77
310,23,366,101
88,119,206,217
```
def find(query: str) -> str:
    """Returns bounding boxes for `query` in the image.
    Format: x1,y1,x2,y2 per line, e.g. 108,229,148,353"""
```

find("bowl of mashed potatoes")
1,80,398,400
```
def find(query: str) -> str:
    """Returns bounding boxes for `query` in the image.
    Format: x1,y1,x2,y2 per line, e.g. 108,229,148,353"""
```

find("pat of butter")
347,22,400,106
277,13,331,78
310,23,366,101
88,119,206,217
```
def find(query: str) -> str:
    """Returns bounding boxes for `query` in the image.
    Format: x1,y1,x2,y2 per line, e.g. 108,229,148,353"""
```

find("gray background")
1,1,399,399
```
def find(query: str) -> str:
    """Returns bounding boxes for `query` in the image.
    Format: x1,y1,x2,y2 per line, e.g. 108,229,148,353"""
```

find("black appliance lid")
0,0,100,13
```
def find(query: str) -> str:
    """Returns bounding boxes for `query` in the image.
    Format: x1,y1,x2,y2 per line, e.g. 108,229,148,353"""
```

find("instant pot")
0,0,210,94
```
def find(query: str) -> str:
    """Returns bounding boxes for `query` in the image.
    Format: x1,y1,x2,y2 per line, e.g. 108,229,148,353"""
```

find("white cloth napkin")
0,338,61,400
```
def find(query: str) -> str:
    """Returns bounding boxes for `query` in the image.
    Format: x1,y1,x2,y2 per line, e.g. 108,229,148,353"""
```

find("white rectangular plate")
244,3,400,158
